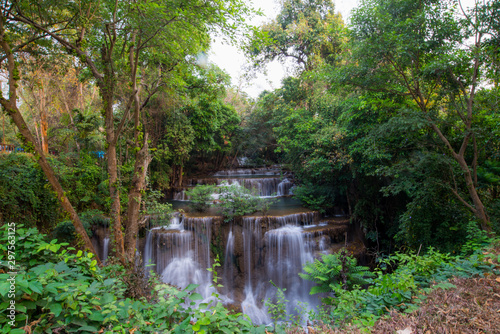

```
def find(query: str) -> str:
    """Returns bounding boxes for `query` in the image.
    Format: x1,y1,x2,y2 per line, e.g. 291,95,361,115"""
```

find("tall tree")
246,0,345,73
341,0,494,230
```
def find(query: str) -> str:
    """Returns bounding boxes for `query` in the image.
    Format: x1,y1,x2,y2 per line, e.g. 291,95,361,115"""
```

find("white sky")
209,0,359,98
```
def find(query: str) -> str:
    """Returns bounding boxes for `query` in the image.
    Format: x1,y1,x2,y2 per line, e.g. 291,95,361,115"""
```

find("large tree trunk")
124,136,150,261
40,106,49,154
102,89,126,263
124,39,152,261
0,19,100,263
455,154,491,231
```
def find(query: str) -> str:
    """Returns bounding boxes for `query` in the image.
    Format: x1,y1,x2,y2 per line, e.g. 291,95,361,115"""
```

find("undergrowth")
300,229,499,331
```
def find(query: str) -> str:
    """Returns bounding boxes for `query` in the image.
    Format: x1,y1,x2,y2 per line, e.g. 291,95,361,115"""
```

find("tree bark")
101,88,126,263
454,153,491,231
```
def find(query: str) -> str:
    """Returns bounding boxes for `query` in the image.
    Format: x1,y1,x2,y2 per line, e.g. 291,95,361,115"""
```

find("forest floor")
303,245,500,334
360,275,500,334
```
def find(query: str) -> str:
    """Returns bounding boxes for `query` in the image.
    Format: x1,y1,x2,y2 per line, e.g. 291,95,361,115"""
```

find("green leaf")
189,293,203,301
185,284,198,291
8,329,25,334
29,281,43,294
89,312,104,321
49,303,63,317
78,325,99,332
101,293,114,304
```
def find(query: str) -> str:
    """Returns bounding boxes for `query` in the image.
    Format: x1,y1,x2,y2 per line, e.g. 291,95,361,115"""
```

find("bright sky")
209,0,360,98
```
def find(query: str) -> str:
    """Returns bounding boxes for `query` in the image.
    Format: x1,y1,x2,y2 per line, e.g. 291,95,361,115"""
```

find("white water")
223,229,235,299
102,237,110,264
142,216,215,302
178,177,293,198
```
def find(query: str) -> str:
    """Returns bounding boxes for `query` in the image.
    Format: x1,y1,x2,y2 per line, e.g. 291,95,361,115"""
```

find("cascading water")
264,225,318,318
102,237,110,264
223,229,235,300
240,216,270,324
130,167,352,325
142,216,215,301
214,168,281,176
277,178,293,196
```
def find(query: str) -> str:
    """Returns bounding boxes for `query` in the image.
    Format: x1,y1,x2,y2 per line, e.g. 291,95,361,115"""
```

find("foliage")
246,0,345,72
52,210,109,244
300,250,374,295
264,281,289,333
0,225,267,334
48,152,109,213
158,111,195,166
0,153,61,230
216,184,268,222
309,244,498,329
185,184,217,212
293,183,336,213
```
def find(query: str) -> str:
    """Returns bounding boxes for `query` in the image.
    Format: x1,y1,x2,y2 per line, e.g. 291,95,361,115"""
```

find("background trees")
0,0,252,262
242,0,500,251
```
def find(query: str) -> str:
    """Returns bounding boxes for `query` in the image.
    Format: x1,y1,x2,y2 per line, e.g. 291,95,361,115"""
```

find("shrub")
300,250,374,296
0,154,61,230
217,184,266,222
309,245,498,329
185,184,217,212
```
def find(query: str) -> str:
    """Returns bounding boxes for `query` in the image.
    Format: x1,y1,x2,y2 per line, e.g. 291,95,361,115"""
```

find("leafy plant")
216,184,267,222
264,281,289,333
308,244,498,329
185,184,217,212
300,249,374,295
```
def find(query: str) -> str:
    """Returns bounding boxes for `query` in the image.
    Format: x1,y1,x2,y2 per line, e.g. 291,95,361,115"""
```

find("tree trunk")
0,19,100,263
124,36,152,261
103,91,126,263
124,136,150,261
455,154,491,231
40,106,49,154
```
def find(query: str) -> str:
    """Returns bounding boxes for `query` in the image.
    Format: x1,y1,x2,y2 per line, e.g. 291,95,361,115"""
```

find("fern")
300,249,374,295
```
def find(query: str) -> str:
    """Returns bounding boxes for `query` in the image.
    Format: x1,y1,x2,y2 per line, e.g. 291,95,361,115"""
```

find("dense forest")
1,0,499,333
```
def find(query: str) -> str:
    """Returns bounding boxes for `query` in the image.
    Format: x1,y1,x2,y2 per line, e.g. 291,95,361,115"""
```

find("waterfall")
241,217,270,324
274,212,319,226
173,190,188,201
277,178,293,196
102,237,109,264
238,213,323,324
265,225,317,317
223,229,235,299
214,168,280,176
156,217,212,291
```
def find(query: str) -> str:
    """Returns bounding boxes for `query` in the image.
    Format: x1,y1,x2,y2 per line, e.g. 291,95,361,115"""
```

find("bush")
0,154,61,230
299,249,374,295
293,183,336,214
185,184,217,212
217,184,267,222
52,210,108,243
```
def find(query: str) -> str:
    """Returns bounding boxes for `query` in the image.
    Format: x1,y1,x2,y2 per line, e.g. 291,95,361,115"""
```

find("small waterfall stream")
102,237,110,264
